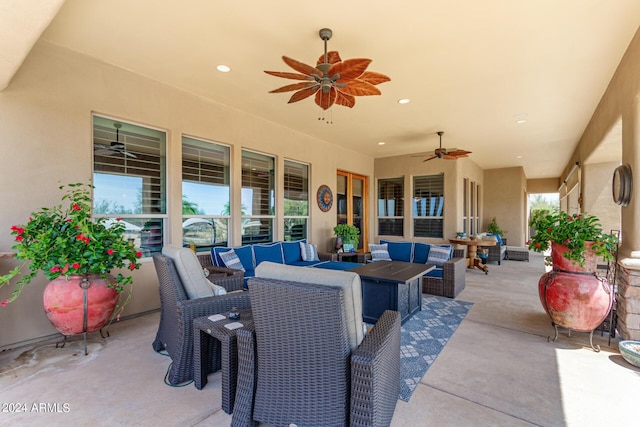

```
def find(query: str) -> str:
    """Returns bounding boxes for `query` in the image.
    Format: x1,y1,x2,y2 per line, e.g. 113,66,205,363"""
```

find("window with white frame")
182,136,230,250
463,177,468,234
241,150,275,244
377,177,404,236
413,174,444,238
92,116,166,257
283,160,309,241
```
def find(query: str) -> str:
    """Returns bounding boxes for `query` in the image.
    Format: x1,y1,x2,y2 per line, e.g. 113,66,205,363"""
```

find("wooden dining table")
449,238,497,274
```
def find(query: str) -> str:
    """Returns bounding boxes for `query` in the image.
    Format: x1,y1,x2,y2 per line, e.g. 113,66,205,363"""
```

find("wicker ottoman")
505,246,530,261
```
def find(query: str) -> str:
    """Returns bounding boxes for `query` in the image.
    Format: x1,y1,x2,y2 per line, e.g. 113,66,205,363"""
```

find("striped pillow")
369,243,391,261
299,242,319,261
219,249,245,271
427,245,451,267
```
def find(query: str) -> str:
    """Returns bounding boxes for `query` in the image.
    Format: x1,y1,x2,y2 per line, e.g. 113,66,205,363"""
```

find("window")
92,116,166,257
470,180,476,235
412,174,444,238
283,160,309,241
182,136,230,250
377,177,404,236
463,178,468,234
241,150,275,244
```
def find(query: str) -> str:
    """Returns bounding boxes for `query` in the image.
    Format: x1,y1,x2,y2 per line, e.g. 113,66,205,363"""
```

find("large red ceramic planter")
538,243,612,333
43,274,118,336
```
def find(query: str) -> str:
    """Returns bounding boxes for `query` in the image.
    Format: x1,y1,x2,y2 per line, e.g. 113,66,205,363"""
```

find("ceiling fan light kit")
264,28,391,116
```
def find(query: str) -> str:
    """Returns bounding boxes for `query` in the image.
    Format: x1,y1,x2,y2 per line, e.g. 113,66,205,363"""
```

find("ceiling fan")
420,131,471,162
94,123,137,158
264,28,391,111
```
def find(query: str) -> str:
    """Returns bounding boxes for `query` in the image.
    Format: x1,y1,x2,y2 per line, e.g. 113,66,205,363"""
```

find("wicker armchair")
422,248,467,298
486,238,507,265
151,253,250,385
231,263,401,427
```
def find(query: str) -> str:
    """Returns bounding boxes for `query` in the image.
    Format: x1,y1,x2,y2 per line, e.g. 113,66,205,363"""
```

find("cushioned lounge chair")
231,262,400,427
152,251,250,385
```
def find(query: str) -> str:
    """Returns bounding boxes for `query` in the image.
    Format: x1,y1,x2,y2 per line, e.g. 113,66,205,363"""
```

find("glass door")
337,171,368,251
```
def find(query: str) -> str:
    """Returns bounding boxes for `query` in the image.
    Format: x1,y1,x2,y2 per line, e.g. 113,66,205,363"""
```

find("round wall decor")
316,185,333,212
612,164,632,206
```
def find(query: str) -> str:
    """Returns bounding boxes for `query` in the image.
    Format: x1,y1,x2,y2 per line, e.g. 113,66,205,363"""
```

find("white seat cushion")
162,246,226,298
255,262,364,350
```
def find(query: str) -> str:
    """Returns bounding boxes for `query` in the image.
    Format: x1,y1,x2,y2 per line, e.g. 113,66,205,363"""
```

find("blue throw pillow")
369,243,391,261
219,249,245,271
413,242,431,264
282,239,305,263
427,245,451,267
253,242,284,265
381,240,413,262
487,233,504,245
299,242,319,261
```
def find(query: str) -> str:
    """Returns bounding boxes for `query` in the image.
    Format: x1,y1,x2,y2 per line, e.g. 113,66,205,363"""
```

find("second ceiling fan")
421,131,471,162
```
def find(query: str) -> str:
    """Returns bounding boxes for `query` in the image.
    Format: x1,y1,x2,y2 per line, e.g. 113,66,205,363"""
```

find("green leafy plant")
333,224,360,249
527,210,618,266
487,217,504,236
0,183,142,317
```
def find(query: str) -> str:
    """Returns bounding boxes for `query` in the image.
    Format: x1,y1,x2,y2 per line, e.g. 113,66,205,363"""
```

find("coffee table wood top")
349,260,434,283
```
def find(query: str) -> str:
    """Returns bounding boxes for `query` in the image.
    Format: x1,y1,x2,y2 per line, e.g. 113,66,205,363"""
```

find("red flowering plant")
0,183,141,316
527,210,618,266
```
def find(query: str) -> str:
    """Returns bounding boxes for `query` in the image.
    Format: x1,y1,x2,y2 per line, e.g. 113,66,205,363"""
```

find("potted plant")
0,183,142,335
527,210,618,267
527,210,618,341
333,224,360,252
487,217,504,238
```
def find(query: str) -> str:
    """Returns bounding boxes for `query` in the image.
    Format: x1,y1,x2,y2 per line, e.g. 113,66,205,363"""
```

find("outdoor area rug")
398,294,473,401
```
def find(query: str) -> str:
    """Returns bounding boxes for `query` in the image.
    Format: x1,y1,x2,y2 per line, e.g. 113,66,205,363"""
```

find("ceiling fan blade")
122,150,137,158
447,150,472,157
264,70,311,81
269,82,315,93
359,71,392,86
422,155,438,162
316,51,342,66
282,56,320,77
288,86,319,103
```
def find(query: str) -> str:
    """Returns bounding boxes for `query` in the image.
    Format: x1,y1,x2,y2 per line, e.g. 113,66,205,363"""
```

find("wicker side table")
194,309,253,414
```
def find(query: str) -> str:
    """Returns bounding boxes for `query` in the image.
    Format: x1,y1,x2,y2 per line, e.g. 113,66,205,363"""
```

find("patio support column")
616,95,640,340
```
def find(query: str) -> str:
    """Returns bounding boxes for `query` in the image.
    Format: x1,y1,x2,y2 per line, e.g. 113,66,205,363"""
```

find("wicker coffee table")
194,309,253,414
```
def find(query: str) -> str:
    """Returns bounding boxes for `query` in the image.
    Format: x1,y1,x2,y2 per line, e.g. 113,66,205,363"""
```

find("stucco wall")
527,178,560,194
582,162,620,235
373,155,483,243
567,27,640,257
0,41,374,348
483,167,527,246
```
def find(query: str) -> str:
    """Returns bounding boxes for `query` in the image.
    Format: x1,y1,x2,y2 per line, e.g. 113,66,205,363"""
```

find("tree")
529,194,559,213
182,196,204,215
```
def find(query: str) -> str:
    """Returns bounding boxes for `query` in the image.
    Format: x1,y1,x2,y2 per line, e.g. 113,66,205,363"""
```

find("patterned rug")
399,295,473,401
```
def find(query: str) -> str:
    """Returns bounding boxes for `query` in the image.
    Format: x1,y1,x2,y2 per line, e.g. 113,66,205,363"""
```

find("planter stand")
547,323,601,352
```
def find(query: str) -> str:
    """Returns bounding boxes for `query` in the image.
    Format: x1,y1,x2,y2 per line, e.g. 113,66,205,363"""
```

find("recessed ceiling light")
378,141,385,145
516,155,523,159
516,119,527,124
216,65,231,73
398,98,410,104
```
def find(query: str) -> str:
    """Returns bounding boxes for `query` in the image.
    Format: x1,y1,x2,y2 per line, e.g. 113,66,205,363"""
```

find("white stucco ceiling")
3,0,639,179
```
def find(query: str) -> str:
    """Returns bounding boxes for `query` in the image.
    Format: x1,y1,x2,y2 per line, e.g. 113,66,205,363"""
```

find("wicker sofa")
231,262,400,427
375,240,467,298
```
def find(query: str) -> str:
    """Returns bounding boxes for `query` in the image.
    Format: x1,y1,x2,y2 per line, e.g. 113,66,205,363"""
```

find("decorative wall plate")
612,164,632,206
317,185,333,212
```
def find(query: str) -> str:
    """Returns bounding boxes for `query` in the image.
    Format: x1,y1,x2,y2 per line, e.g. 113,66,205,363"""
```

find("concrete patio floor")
1,251,638,426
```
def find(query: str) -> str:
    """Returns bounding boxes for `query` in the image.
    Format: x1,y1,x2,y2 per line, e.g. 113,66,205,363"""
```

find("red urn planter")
538,243,612,350
43,274,119,336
